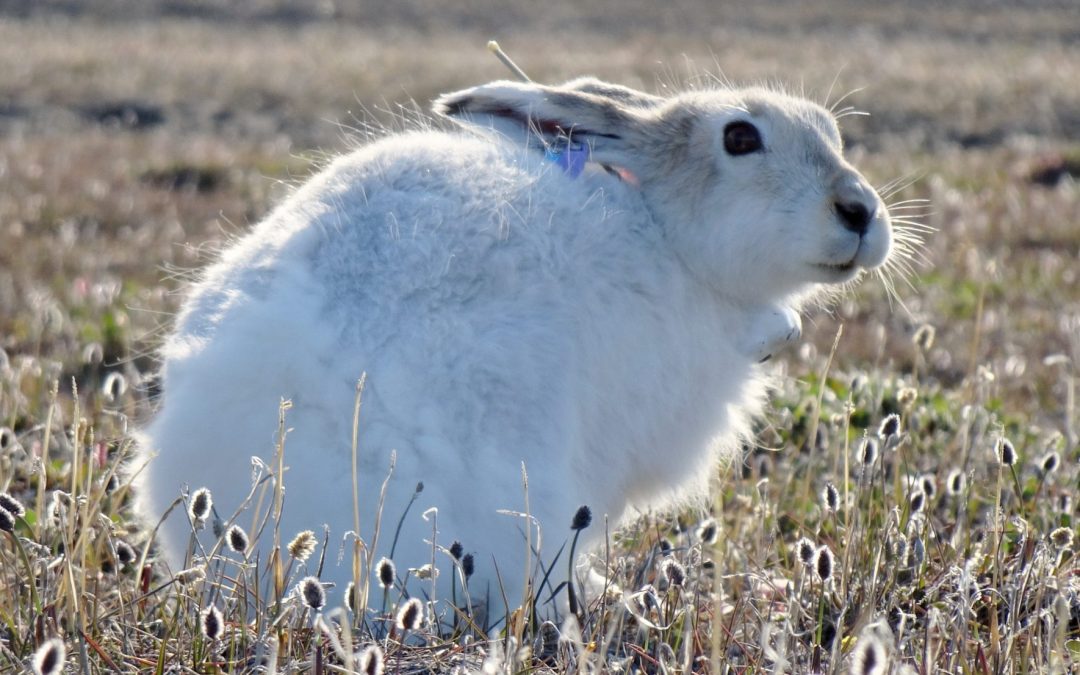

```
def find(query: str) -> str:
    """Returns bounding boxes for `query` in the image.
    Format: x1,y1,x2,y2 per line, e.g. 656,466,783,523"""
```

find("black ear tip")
433,95,471,117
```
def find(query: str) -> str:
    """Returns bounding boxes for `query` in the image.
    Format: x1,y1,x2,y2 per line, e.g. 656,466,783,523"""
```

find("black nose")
835,200,873,235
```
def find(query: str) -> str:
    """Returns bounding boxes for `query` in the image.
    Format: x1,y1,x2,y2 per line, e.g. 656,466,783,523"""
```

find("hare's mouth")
814,259,860,282
817,260,857,274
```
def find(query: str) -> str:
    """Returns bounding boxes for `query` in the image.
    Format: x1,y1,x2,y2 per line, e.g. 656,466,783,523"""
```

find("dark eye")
723,121,763,156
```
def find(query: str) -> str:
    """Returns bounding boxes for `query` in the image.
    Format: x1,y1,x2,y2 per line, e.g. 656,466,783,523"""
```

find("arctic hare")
138,76,894,616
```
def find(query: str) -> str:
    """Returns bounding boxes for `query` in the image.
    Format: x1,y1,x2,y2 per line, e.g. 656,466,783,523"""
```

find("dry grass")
0,1,1078,672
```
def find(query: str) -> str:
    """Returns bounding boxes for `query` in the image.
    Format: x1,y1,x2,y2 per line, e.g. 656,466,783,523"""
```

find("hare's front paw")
740,305,802,363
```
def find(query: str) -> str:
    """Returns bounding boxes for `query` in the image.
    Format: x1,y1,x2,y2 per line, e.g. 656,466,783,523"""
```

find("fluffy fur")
136,77,894,615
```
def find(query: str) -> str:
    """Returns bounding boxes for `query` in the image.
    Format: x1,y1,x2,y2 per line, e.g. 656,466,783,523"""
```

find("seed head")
1049,527,1075,550
909,490,926,514
571,505,592,531
946,469,965,496
358,644,384,675
919,474,936,499
31,637,66,675
462,553,475,578
0,492,25,519
344,581,358,612
878,414,901,440
103,474,120,494
695,517,719,545
297,576,325,611
200,605,224,641
225,525,249,554
188,488,213,524
287,530,317,561
795,537,817,566
850,374,867,394
660,558,686,588
822,483,840,513
913,324,935,352
376,557,395,589
410,563,439,580
174,566,206,585
813,545,835,583
0,507,14,533
395,597,423,632
1055,494,1073,514
115,540,136,566
997,438,1017,466
1040,451,1061,475
449,540,463,560
850,634,888,675
896,387,918,407
860,438,880,466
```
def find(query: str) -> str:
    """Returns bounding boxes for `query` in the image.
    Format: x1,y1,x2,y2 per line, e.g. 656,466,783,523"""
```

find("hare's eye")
723,121,762,156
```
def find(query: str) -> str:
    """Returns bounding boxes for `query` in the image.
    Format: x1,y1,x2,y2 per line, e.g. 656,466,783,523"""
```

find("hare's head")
436,77,899,307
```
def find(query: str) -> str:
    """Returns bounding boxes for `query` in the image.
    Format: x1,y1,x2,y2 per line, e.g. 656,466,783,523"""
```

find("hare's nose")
835,199,874,235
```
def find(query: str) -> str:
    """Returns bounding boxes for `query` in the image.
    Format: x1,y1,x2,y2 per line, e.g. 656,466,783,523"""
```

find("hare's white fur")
137,77,893,614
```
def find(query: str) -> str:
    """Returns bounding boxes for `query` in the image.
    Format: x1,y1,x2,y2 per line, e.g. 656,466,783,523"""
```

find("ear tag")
544,139,589,179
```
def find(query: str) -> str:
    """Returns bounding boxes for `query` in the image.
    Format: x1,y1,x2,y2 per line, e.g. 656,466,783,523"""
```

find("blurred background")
0,0,1077,425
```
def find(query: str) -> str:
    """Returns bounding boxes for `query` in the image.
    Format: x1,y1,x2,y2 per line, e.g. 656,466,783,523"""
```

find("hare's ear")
434,79,658,173
559,77,665,109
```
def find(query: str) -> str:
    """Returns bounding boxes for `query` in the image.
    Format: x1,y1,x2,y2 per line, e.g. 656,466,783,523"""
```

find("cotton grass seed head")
822,483,840,513
32,637,66,675
200,605,224,641
225,525,249,554
861,438,880,466
850,634,888,675
287,530,317,561
919,474,936,499
0,507,14,533
297,576,325,611
0,491,25,519
115,540,136,566
345,581,358,612
946,469,966,496
1049,527,1075,550
571,505,592,531
462,553,475,578
174,566,206,586
695,517,719,545
188,487,212,524
909,490,926,514
376,557,395,589
1056,494,1073,514
997,438,1017,466
795,537,817,566
449,540,463,560
660,558,686,588
395,597,423,632
1040,451,1061,475
813,545,835,583
878,414,901,440
897,387,918,408
913,324,935,352
358,644,384,675
410,563,438,580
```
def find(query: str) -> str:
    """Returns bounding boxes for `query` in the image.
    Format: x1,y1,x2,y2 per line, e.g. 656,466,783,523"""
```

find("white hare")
137,76,895,617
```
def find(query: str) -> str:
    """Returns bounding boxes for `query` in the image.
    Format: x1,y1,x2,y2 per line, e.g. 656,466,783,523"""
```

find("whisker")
822,67,846,111
878,173,924,199
829,86,866,115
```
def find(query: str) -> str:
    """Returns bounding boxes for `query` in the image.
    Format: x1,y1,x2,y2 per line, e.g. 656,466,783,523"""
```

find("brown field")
0,1,1078,672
